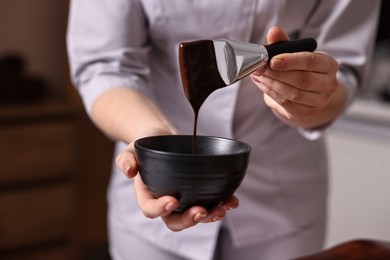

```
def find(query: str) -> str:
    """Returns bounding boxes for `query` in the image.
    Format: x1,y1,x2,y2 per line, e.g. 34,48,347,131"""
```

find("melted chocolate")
178,37,318,153
179,40,226,152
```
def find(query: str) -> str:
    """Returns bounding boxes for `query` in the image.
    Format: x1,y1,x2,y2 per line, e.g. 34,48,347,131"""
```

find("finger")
161,197,240,231
133,175,180,218
266,26,290,44
252,73,328,106
264,94,289,116
263,94,324,119
196,196,239,224
221,195,239,210
269,52,339,74
162,206,208,232
115,146,138,178
262,68,333,92
252,27,289,77
162,195,240,231
253,74,330,108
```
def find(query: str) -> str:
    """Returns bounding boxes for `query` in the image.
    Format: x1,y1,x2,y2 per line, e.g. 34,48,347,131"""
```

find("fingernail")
228,205,237,210
165,202,176,212
122,161,131,176
193,212,207,222
212,216,224,222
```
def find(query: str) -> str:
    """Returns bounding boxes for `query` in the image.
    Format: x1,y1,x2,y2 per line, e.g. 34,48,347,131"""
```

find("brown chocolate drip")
179,40,227,153
192,113,198,154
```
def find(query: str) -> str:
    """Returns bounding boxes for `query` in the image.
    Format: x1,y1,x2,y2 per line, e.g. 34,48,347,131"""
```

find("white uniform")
67,1,380,259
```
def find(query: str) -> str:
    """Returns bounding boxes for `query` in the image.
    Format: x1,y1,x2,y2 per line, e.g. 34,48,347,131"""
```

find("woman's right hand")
115,128,239,232
91,87,238,231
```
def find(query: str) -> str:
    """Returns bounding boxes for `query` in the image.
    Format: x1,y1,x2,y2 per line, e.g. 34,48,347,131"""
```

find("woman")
67,1,380,259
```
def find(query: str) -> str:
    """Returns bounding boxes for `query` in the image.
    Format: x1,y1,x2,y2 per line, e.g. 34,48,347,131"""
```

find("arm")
90,86,178,143
67,0,237,231
251,1,381,132
91,86,238,231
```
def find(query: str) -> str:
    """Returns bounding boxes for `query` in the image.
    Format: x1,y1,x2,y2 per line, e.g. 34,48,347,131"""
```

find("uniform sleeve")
66,0,150,114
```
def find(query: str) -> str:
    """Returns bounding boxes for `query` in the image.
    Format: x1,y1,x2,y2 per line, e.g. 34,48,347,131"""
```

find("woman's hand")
251,26,347,129
115,129,239,232
91,87,239,231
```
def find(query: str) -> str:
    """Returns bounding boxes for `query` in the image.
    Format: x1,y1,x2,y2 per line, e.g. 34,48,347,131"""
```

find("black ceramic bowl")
134,135,251,212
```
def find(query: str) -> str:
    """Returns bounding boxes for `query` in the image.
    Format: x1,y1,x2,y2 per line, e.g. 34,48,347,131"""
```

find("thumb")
266,26,290,44
115,145,139,178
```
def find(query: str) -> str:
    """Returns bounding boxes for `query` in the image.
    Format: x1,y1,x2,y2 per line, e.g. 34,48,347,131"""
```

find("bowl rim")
134,135,251,158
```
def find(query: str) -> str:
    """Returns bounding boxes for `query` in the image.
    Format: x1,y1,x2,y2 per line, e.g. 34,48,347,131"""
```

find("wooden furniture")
294,239,390,259
0,99,82,259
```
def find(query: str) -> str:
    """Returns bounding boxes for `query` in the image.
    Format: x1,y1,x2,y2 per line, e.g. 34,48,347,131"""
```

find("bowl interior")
135,135,250,156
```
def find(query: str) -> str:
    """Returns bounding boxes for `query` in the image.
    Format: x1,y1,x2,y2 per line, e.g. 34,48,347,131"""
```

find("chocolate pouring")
179,38,318,112
179,38,317,151
134,38,317,213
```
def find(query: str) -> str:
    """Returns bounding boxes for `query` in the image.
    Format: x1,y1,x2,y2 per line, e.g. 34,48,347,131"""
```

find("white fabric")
67,1,380,259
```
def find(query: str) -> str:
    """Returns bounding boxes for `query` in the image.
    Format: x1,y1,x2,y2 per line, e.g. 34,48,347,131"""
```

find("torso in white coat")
67,1,380,259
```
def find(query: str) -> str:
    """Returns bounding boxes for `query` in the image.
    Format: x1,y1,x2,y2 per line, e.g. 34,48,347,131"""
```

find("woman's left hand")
115,132,239,232
251,26,345,129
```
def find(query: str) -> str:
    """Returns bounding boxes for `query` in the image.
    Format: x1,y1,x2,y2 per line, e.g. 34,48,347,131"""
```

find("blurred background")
0,1,113,259
324,0,390,250
0,1,388,259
